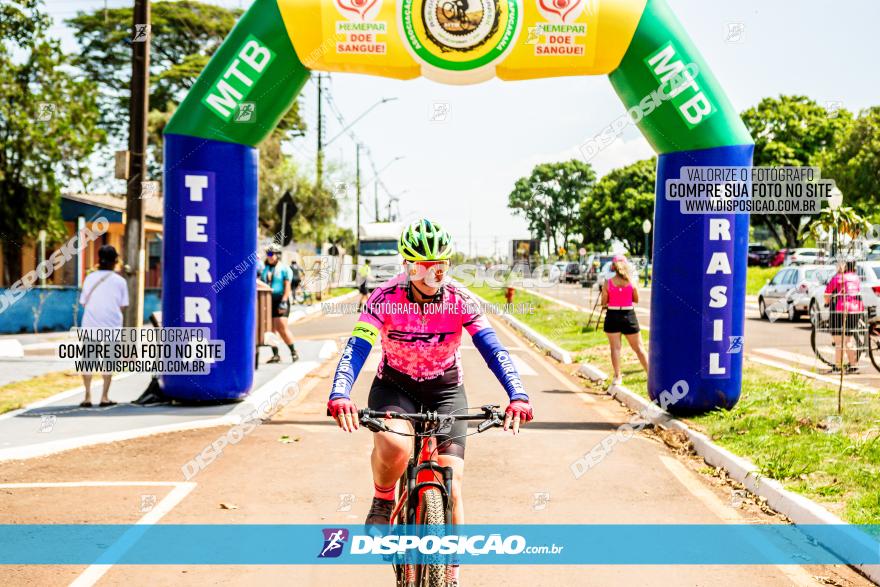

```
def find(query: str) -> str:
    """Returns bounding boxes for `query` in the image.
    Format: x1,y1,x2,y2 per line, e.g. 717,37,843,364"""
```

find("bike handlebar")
357,405,505,434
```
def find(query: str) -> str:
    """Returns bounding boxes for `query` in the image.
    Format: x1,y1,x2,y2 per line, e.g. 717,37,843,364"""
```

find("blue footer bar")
1,524,879,565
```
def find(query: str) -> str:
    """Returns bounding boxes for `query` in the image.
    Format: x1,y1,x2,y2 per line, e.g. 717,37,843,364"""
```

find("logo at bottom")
318,528,349,558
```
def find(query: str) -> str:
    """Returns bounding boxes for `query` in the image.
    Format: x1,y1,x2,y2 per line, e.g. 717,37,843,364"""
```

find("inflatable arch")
162,0,753,414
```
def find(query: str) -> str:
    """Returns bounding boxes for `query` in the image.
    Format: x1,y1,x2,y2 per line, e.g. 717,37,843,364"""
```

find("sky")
45,0,880,256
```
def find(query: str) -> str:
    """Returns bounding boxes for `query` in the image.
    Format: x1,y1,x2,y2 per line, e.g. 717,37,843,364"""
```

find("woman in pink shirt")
601,255,648,386
824,257,865,373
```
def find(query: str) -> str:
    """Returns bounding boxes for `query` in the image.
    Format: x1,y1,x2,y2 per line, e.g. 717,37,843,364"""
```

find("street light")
369,155,405,221
325,97,398,147
828,186,843,258
642,219,652,287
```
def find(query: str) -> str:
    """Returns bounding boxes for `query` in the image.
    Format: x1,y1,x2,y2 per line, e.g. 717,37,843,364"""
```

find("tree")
0,0,106,283
583,158,656,254
67,1,306,177
822,106,880,222
741,95,853,248
508,160,596,257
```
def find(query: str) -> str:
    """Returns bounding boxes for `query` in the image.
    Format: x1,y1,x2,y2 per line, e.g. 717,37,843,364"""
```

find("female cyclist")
601,254,648,386
326,219,533,585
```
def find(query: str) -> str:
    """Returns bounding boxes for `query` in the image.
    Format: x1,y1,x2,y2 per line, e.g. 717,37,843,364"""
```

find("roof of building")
62,192,163,222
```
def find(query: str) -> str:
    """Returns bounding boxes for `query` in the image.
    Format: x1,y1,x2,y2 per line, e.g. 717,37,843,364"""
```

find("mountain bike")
358,405,505,587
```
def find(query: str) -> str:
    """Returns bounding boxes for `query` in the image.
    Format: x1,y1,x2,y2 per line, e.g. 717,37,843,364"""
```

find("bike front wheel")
418,488,448,587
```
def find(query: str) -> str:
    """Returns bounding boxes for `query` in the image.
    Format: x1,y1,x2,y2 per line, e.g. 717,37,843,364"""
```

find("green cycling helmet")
398,218,453,261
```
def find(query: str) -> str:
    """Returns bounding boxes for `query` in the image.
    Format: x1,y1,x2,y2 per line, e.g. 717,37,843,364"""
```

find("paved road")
527,282,880,391
0,309,867,586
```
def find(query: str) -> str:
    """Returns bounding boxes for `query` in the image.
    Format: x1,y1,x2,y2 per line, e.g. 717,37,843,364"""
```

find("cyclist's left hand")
504,400,533,435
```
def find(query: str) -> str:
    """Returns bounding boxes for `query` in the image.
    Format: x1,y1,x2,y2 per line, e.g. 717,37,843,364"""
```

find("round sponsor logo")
401,0,519,75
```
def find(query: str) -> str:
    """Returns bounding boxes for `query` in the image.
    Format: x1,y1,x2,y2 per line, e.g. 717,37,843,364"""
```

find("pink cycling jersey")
359,274,488,383
329,273,527,401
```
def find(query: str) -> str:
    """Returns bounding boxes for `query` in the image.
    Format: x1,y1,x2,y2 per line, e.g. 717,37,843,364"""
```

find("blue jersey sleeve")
329,319,380,400
471,327,528,402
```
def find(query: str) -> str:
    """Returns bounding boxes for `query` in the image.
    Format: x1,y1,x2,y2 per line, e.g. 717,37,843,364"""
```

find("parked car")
796,261,880,324
785,266,837,321
563,262,582,283
758,265,829,320
785,248,826,266
867,243,880,261
579,254,615,288
769,248,788,267
747,243,773,267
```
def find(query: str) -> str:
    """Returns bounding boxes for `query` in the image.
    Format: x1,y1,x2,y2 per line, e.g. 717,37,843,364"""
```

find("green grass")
0,371,82,415
329,287,355,297
610,362,880,524
469,286,608,352
480,286,880,524
746,266,779,295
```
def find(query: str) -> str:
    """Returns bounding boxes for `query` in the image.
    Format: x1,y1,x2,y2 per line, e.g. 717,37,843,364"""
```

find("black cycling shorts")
271,295,289,318
367,363,467,459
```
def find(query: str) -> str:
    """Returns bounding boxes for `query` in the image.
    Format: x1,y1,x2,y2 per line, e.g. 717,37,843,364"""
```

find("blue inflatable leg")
649,144,754,414
161,134,258,401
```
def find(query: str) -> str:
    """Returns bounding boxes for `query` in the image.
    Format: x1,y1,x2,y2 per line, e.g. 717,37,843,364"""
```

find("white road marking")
753,347,826,368
0,360,323,462
747,354,877,395
657,457,816,586
509,353,537,377
488,315,620,418
0,480,196,587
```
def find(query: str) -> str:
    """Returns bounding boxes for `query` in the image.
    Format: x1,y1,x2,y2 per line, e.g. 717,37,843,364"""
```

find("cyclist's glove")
327,397,357,418
505,399,533,422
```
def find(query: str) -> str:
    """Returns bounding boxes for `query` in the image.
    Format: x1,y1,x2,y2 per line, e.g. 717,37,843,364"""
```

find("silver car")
758,265,829,321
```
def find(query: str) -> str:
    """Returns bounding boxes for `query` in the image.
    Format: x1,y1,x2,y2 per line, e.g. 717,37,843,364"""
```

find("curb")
470,291,572,364
603,379,880,584
0,350,336,463
577,363,608,382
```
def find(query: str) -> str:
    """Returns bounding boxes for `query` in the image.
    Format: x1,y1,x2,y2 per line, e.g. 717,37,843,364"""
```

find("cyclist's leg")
367,377,417,498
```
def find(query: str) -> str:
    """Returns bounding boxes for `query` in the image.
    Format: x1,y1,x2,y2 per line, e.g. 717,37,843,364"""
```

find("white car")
785,248,826,266
758,265,829,320
795,261,880,324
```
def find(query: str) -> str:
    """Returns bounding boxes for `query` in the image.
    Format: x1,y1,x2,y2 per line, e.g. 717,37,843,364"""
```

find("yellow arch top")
277,0,647,84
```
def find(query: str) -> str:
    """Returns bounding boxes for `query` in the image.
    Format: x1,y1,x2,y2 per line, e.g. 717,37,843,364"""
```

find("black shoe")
364,497,394,527
267,352,281,364
289,346,299,362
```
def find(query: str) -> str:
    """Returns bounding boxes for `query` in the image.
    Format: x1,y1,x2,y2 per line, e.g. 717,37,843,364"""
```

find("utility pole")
355,143,361,262
374,180,379,222
123,0,150,328
316,73,324,189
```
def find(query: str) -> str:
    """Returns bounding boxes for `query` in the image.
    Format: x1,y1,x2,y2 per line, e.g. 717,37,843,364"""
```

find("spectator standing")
78,245,128,407
259,244,299,363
